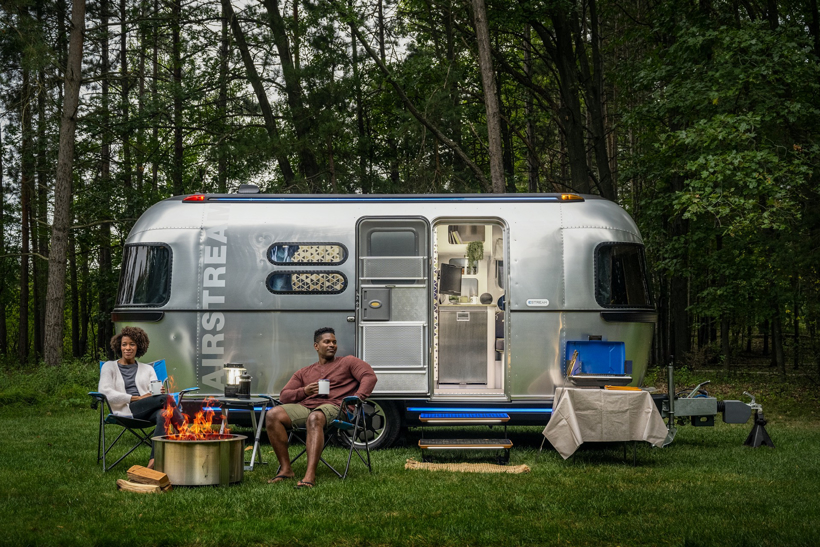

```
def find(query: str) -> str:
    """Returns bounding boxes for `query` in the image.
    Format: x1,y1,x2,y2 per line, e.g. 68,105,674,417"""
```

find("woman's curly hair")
110,326,150,358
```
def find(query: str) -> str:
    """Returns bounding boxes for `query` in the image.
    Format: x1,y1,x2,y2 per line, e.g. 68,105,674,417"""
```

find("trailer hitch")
742,391,774,449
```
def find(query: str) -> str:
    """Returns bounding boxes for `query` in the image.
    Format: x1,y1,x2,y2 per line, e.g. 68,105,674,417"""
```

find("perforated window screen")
268,243,347,265
266,271,347,294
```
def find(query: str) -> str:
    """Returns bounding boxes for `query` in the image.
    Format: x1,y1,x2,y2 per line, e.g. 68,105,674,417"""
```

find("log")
127,465,171,489
116,479,161,494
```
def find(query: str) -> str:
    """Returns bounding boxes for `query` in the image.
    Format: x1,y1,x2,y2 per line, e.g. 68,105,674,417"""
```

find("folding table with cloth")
542,387,667,461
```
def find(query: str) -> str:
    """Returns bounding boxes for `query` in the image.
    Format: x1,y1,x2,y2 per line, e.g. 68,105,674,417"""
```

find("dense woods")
0,0,818,373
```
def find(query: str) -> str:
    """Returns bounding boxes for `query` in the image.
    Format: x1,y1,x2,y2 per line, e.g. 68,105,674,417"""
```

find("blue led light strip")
407,406,552,413
202,407,268,412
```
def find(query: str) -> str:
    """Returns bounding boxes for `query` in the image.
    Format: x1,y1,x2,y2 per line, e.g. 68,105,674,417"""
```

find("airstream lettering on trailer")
113,192,656,448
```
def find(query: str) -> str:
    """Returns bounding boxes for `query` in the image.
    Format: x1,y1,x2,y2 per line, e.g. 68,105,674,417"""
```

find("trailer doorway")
433,220,507,399
356,218,431,396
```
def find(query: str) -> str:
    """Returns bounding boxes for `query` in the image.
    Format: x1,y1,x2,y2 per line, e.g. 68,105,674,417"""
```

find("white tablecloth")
542,387,668,459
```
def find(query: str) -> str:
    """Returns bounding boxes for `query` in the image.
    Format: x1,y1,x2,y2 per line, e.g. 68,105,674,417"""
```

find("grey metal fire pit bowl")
152,434,247,486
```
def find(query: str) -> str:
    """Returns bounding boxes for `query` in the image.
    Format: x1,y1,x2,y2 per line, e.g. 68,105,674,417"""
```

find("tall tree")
45,0,86,366
471,0,505,193
18,65,32,363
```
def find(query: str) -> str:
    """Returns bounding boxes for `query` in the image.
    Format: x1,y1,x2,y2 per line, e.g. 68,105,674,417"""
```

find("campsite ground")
1,362,819,547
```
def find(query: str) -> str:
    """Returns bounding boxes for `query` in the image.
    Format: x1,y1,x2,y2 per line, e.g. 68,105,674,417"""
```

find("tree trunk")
721,316,731,372
151,0,159,192
217,3,228,193
471,0,505,193
349,0,369,193
171,0,184,195
33,63,48,359
19,67,33,363
222,0,295,184
810,0,820,58
79,237,90,356
0,124,6,354
136,0,146,191
524,24,538,193
120,0,132,189
773,308,785,378
69,228,80,358
99,0,114,359
793,290,800,369
261,0,321,184
45,0,85,367
293,0,300,71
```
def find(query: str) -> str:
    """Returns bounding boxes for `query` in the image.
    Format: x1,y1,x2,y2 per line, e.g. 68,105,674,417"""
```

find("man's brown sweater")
279,355,377,408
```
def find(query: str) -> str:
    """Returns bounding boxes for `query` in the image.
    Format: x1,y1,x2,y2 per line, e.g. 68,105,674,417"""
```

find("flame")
162,379,231,440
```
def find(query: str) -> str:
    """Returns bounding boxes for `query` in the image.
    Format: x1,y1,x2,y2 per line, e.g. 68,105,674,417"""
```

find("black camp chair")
89,360,198,472
287,396,376,479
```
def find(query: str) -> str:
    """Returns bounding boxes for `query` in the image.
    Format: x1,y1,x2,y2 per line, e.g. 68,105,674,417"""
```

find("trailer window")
369,230,416,256
595,243,653,308
117,244,171,306
266,271,347,294
268,243,348,265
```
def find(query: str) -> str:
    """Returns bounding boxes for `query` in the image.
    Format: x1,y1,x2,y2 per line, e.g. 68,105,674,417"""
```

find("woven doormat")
404,458,530,474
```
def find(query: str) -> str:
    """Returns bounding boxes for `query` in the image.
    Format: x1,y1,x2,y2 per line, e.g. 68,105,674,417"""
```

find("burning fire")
162,377,231,440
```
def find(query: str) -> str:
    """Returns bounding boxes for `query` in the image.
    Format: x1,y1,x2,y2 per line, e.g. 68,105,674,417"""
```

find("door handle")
347,316,355,322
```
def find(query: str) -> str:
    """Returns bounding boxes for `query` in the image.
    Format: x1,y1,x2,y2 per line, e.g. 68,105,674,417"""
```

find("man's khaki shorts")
279,403,340,428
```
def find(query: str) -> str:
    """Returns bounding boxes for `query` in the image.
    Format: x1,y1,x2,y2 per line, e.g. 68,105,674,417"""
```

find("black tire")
336,399,401,450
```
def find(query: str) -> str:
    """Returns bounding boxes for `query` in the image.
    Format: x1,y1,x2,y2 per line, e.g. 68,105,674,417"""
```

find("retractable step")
418,438,513,465
418,438,513,450
419,412,510,425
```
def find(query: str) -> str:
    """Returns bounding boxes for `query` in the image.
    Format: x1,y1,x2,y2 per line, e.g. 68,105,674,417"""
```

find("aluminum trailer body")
113,192,656,447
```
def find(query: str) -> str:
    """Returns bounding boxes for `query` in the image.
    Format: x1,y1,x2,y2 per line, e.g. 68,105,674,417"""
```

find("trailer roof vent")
236,184,260,194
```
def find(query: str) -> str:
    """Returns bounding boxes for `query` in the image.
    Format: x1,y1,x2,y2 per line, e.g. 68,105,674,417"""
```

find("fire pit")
152,395,246,486
153,434,247,486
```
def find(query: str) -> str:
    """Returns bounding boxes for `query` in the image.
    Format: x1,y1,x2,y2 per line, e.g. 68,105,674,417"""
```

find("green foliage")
0,359,98,410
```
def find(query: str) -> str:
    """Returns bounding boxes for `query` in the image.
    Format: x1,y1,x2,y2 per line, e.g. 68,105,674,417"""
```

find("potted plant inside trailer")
466,241,484,275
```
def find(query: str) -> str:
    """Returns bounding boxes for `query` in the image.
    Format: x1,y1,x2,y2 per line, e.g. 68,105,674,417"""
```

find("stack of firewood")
116,465,172,493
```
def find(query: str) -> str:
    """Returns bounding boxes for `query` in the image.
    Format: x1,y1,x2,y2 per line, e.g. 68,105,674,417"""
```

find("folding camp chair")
287,396,374,479
89,360,199,472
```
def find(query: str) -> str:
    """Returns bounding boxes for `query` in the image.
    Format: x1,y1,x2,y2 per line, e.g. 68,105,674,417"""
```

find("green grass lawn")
1,402,819,547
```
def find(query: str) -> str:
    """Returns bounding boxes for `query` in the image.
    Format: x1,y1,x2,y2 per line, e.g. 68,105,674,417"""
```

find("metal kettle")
237,370,252,399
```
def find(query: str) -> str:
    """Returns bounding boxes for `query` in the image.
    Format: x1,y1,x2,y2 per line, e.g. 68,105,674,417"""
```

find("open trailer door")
356,217,430,396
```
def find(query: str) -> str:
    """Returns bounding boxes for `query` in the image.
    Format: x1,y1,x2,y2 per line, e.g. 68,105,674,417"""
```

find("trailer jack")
742,392,774,449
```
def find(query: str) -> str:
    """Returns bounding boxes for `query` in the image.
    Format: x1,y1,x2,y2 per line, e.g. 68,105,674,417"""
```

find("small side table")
542,387,667,460
214,396,273,471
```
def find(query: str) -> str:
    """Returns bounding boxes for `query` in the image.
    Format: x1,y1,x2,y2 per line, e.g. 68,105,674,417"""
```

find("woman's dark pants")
129,394,184,458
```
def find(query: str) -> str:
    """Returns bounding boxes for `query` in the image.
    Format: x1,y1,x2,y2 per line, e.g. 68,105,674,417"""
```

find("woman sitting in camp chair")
98,326,185,469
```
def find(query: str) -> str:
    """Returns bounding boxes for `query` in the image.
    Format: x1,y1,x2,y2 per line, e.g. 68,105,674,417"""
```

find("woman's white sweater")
98,360,158,416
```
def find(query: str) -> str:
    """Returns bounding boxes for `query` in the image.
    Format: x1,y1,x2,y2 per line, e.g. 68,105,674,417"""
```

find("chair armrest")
342,395,361,405
88,391,107,410
257,395,279,409
174,387,199,404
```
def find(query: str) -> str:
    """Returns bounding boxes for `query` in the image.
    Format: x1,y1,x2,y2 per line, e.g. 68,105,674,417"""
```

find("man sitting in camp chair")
266,327,377,489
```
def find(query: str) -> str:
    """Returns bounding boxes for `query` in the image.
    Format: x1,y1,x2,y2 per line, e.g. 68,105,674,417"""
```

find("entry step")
419,412,510,424
418,438,513,450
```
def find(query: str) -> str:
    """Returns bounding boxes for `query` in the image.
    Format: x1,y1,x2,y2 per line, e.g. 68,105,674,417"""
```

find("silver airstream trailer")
113,191,656,448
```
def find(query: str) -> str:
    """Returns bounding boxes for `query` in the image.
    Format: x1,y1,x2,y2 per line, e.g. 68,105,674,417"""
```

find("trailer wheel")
336,399,401,450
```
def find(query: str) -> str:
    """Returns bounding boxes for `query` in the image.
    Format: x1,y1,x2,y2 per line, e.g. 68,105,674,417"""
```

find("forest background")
0,0,818,377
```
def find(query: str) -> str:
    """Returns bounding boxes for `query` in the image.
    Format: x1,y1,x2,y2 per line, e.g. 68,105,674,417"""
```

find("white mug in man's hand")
318,379,330,395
